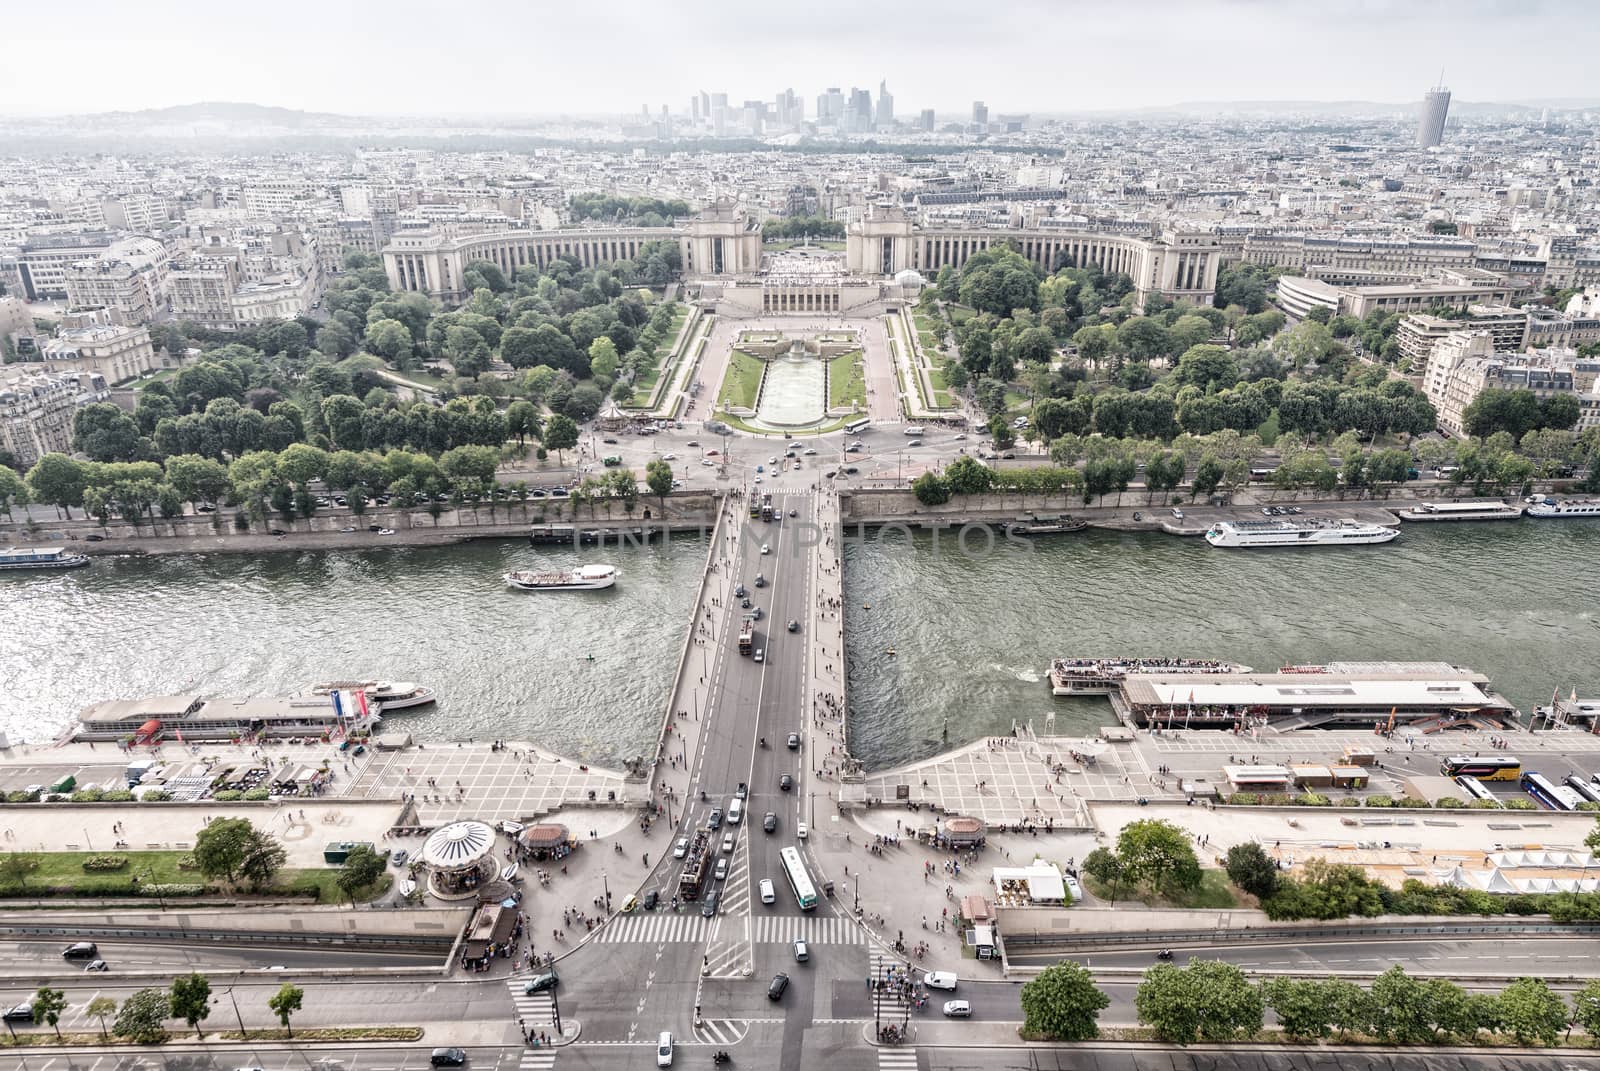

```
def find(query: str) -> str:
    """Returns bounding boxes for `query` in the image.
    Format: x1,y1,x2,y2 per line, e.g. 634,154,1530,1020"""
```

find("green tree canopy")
1019,961,1109,1041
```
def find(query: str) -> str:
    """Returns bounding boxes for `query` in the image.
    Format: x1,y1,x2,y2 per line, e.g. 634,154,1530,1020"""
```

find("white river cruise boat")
1525,496,1600,518
504,563,619,591
308,680,437,710
1396,500,1523,522
1049,657,1253,695
0,546,90,570
1205,518,1398,548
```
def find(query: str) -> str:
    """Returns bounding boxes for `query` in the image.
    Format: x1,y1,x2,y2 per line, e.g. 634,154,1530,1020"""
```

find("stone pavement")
350,742,632,825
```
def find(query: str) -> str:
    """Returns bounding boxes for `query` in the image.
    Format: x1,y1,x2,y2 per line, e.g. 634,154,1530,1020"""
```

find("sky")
5,0,1599,117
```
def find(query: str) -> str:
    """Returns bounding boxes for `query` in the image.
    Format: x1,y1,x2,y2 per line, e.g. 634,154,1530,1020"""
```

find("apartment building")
37,320,157,385
1423,332,1600,437
0,369,110,468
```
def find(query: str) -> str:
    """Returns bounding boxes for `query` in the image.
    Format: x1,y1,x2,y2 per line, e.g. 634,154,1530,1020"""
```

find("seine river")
842,521,1600,768
5,523,1596,770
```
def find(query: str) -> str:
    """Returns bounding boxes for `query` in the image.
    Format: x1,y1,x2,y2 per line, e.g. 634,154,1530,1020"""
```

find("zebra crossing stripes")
693,1018,748,1045
752,913,860,945
519,1050,556,1071
505,978,559,1029
877,1049,918,1071
596,913,713,942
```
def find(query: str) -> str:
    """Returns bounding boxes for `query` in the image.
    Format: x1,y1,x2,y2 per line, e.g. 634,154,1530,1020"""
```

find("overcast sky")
6,0,1598,117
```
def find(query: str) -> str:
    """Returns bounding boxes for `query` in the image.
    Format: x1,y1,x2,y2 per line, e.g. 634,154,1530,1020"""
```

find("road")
0,940,440,978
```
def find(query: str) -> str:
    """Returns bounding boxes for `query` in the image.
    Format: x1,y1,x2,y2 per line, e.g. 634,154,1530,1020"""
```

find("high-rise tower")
1418,79,1451,148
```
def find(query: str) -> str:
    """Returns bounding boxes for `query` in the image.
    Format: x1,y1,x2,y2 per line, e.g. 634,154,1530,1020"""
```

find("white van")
727,798,743,824
904,425,925,436
759,878,776,904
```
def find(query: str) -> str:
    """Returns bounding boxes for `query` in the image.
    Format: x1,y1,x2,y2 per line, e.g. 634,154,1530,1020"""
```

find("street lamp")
214,986,247,1038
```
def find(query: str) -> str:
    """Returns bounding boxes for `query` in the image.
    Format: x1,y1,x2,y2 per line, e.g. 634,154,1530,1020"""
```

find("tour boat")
1525,496,1600,518
1204,518,1398,548
0,546,90,571
504,564,619,591
310,680,437,710
1049,657,1253,695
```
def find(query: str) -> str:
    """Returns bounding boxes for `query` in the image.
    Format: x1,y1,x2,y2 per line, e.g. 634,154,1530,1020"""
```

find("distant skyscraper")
847,88,873,133
1418,81,1451,148
971,100,988,128
919,108,935,132
876,80,894,129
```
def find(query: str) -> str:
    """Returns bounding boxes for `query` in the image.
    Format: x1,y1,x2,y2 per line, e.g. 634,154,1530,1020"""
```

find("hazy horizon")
5,0,1599,120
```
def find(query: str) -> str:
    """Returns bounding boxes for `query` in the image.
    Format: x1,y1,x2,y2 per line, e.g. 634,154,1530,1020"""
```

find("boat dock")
1109,660,1518,731
1048,657,1251,696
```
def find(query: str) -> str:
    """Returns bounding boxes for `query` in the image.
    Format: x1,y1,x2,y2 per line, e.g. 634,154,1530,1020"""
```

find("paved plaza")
349,742,635,824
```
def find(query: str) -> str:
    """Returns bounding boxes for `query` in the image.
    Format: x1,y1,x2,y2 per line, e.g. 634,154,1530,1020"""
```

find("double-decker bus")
844,418,870,434
1454,775,1499,804
779,846,818,911
678,831,712,900
1438,755,1521,781
738,620,754,655
1521,771,1584,811
1564,775,1600,804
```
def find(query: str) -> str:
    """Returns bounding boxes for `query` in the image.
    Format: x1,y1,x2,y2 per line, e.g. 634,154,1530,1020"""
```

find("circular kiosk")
418,820,497,900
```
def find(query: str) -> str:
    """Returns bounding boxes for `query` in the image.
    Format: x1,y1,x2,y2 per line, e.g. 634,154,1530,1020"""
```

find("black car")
62,942,97,959
602,437,619,444
524,971,559,994
3,1003,32,1024
779,774,793,792
430,1048,467,1067
708,808,723,829
701,889,720,917
734,583,747,597
642,888,660,911
740,597,752,609
368,524,382,532
767,972,790,1001
83,534,104,542
843,466,859,474
269,528,288,536
763,812,777,833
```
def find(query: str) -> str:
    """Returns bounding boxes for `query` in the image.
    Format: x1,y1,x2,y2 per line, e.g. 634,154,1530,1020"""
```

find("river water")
2,537,704,762
841,522,1600,768
6,523,1596,772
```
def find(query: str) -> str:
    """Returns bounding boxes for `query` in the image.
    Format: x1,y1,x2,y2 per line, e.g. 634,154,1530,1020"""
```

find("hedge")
81,856,129,872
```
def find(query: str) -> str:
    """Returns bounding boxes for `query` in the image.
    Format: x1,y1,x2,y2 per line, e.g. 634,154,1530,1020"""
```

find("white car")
759,878,776,904
942,1000,971,1018
793,939,809,962
673,838,689,859
1064,874,1083,902
796,822,808,840
714,857,729,881
923,971,958,991
657,1030,674,1067
760,544,770,554
661,452,677,460
804,448,817,455
702,458,716,467
769,456,778,464
721,833,735,853
754,475,762,483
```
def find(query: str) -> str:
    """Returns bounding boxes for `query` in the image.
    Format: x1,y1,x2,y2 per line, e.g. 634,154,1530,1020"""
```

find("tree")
1496,976,1567,1046
1368,965,1432,1043
1172,344,1238,391
1019,961,1108,1041
1224,842,1279,899
1263,978,1333,1041
193,817,255,882
337,845,387,904
0,851,42,888
268,983,304,1038
169,973,212,1038
1081,847,1124,902
114,987,171,1043
543,414,579,466
644,459,674,511
1116,819,1202,898
1572,978,1600,1040
943,455,993,497
73,402,144,462
911,471,950,505
86,996,117,1041
31,987,66,1039
26,453,87,518
1324,977,1374,1039
364,318,414,365
1135,960,1263,1045
239,826,287,889
505,400,541,448
1191,454,1224,499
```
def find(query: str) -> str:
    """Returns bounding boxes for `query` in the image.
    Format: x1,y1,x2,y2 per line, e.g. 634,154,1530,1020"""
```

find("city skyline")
5,0,1600,118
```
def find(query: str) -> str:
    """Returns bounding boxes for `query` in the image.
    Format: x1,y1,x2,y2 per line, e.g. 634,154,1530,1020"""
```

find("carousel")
418,820,498,900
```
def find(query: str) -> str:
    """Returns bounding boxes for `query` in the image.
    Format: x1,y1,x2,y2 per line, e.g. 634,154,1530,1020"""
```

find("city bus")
1438,756,1521,781
779,846,818,911
1454,775,1499,804
844,418,870,434
738,620,754,656
1564,775,1600,804
1521,771,1584,811
602,455,622,467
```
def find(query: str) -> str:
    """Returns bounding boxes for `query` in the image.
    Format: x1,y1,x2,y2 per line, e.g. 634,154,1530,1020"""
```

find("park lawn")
1083,868,1238,910
928,367,949,391
828,350,865,409
947,304,975,325
1256,409,1281,446
625,363,664,408
718,350,766,411
386,365,449,390
133,368,180,392
0,849,390,904
934,390,954,408
1003,390,1030,413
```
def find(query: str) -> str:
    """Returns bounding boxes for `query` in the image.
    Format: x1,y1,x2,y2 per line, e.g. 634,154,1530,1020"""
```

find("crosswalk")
596,913,714,942
751,913,860,944
878,1049,919,1071
693,1018,748,1045
519,1050,557,1071
505,978,559,1031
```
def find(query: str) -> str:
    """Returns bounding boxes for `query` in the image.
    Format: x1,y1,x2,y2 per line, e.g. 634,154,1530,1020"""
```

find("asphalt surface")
0,940,440,978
